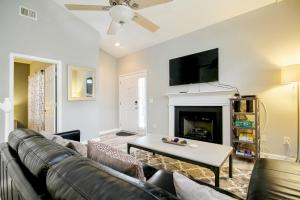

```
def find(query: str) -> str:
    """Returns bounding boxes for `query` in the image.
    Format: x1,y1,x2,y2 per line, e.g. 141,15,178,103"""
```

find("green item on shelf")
234,120,253,128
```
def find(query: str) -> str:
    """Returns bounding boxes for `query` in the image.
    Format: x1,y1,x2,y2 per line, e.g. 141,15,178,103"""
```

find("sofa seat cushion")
18,136,79,180
8,129,43,151
88,140,145,180
247,158,300,200
46,156,178,200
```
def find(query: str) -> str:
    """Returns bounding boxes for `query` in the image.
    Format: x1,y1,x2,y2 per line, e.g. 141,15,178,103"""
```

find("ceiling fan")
65,0,173,35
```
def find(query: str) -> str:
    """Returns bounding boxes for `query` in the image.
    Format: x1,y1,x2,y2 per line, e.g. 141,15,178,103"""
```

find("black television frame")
169,48,219,86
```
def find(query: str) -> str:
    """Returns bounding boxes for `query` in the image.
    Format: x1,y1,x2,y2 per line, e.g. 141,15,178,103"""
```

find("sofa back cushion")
18,136,78,180
8,129,43,151
88,140,145,180
0,143,51,200
46,156,178,200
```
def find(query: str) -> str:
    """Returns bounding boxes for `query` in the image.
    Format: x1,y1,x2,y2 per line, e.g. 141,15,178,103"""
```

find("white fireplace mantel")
167,90,235,146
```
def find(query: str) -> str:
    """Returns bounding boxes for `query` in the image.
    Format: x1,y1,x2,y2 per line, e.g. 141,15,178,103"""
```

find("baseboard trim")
98,128,120,135
261,152,296,162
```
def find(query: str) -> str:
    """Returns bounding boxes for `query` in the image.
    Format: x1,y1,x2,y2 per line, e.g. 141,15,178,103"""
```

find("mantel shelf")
166,89,236,97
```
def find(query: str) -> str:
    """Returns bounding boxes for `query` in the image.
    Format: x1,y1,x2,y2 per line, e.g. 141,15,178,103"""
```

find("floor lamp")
282,64,300,162
0,98,12,142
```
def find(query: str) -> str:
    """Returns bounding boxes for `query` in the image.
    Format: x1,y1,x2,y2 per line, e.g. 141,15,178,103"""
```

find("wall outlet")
283,137,291,145
261,134,267,142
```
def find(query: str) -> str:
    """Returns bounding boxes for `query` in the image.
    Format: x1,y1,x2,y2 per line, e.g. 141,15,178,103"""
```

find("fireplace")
175,106,222,144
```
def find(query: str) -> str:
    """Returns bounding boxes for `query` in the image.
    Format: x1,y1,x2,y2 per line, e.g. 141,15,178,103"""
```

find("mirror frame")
68,65,96,101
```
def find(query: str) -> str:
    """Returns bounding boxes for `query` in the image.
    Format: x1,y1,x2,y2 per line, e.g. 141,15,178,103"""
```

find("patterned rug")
98,133,254,199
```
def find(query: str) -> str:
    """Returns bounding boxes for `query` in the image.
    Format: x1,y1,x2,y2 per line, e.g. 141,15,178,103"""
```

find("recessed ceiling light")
115,42,120,47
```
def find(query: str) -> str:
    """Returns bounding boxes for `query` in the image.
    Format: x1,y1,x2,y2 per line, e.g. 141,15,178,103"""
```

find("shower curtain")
28,70,45,132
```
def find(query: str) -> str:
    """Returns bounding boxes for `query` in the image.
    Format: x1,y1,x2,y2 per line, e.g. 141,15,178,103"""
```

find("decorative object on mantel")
230,96,260,160
162,137,187,146
282,64,300,162
0,98,12,142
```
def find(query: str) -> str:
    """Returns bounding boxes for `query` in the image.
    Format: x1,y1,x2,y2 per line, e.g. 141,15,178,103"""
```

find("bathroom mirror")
68,65,96,101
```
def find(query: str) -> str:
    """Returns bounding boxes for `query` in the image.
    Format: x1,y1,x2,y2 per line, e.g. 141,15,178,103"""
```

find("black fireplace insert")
175,106,222,144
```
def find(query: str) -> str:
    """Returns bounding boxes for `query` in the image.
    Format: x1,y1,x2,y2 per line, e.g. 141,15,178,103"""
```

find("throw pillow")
67,141,87,157
173,172,234,200
87,140,145,181
41,132,87,157
41,132,70,146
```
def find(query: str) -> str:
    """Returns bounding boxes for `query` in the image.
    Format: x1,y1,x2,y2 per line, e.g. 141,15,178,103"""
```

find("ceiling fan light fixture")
107,20,122,35
109,5,134,24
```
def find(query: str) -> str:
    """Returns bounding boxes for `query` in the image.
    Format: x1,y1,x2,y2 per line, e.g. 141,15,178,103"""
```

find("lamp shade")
282,64,300,84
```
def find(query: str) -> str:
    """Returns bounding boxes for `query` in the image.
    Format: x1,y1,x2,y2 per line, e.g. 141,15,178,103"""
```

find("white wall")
118,0,300,157
98,50,119,132
0,0,100,141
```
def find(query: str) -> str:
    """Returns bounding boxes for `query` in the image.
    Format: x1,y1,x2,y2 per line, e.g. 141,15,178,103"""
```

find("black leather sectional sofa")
4,129,299,200
0,129,241,200
0,129,177,199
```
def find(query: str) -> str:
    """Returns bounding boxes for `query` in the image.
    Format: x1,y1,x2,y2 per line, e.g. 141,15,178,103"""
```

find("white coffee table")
127,136,233,187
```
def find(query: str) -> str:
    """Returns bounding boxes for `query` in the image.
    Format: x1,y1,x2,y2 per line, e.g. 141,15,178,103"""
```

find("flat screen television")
169,48,218,86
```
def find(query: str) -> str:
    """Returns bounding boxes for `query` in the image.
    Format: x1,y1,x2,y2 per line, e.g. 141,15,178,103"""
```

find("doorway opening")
119,71,147,135
9,53,62,137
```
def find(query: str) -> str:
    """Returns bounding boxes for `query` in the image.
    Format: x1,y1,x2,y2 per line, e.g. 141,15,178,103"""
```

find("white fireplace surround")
167,90,235,146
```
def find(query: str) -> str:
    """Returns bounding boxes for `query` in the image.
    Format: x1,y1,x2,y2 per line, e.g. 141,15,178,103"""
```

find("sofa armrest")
55,130,80,142
247,158,300,200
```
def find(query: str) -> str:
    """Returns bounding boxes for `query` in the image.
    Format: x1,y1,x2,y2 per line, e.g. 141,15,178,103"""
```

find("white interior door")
44,65,56,133
119,72,146,134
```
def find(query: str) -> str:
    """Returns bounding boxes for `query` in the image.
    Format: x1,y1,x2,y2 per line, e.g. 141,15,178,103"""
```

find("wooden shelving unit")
230,97,260,160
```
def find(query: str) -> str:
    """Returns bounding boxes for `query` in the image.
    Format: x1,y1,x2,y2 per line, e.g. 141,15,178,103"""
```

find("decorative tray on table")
161,137,187,146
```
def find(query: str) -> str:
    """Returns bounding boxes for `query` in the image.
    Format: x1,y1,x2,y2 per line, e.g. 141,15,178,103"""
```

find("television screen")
169,48,218,86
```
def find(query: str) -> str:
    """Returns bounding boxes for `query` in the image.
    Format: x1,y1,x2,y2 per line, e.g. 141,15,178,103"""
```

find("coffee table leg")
213,168,220,187
229,154,233,178
127,144,131,154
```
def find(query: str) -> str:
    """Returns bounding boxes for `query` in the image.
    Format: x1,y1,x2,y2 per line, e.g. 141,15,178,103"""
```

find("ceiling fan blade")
107,21,122,35
133,13,159,32
129,0,173,10
65,4,111,11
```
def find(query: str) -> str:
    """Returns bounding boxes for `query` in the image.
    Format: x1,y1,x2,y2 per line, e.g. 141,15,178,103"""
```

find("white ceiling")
53,0,277,58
